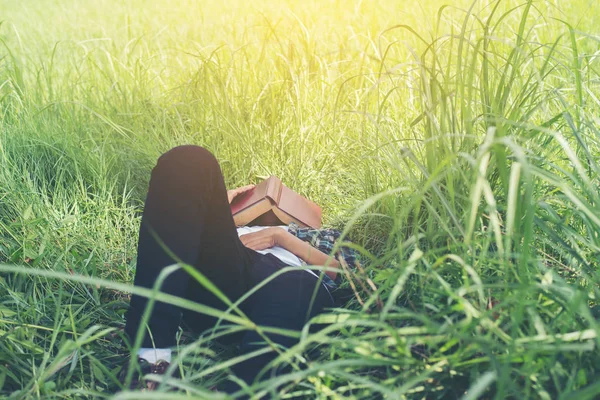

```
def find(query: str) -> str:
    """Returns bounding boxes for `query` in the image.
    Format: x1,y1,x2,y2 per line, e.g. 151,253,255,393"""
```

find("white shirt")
236,225,302,267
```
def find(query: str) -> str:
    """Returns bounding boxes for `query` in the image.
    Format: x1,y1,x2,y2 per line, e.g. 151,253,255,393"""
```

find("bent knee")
157,145,219,169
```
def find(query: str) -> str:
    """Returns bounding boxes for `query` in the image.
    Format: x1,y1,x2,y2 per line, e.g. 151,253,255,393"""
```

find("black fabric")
124,145,333,387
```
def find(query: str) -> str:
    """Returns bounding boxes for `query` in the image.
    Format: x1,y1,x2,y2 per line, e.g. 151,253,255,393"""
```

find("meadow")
1,0,600,398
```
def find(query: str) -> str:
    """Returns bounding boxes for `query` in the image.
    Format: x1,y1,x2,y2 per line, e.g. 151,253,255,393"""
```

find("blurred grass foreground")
1,0,600,398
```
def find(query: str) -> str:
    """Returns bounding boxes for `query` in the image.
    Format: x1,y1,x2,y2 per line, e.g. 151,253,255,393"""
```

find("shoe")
118,357,180,391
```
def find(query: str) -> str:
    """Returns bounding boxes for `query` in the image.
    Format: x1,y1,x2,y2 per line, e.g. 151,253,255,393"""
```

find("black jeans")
124,145,333,385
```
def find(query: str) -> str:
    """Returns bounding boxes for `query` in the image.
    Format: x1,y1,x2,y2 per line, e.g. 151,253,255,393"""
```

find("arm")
239,228,339,280
276,230,339,280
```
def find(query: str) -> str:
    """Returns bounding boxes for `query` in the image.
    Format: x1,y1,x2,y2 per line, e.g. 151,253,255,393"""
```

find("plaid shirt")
287,222,358,290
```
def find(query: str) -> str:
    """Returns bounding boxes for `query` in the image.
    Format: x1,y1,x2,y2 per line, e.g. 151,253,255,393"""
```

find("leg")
124,145,253,348
228,255,334,388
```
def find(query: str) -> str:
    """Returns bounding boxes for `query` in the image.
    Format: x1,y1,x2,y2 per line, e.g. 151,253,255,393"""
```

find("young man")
122,145,356,392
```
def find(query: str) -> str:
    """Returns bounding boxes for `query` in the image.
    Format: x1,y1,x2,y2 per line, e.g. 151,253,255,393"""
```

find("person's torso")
236,225,335,287
236,225,302,267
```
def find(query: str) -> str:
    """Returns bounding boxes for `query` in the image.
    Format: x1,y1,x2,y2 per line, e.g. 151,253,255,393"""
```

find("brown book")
230,176,322,229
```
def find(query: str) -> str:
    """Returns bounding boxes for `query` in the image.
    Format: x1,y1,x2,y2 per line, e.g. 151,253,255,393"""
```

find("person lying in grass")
120,145,357,393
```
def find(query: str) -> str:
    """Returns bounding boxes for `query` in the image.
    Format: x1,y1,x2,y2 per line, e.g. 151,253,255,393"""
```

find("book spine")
266,176,282,205
276,178,283,204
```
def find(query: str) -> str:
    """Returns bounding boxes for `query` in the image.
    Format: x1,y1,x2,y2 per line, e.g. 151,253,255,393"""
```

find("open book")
230,176,322,229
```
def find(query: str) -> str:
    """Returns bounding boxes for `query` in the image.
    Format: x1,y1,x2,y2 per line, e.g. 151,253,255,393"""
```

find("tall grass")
1,0,599,398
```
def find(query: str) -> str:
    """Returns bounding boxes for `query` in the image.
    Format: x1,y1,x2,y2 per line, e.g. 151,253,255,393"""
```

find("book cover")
230,176,322,228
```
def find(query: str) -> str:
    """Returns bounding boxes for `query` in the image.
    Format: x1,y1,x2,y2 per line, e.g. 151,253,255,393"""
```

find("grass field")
1,0,600,398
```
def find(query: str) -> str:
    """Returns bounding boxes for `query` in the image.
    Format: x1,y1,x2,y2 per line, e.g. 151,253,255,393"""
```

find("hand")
239,228,282,251
227,184,255,204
